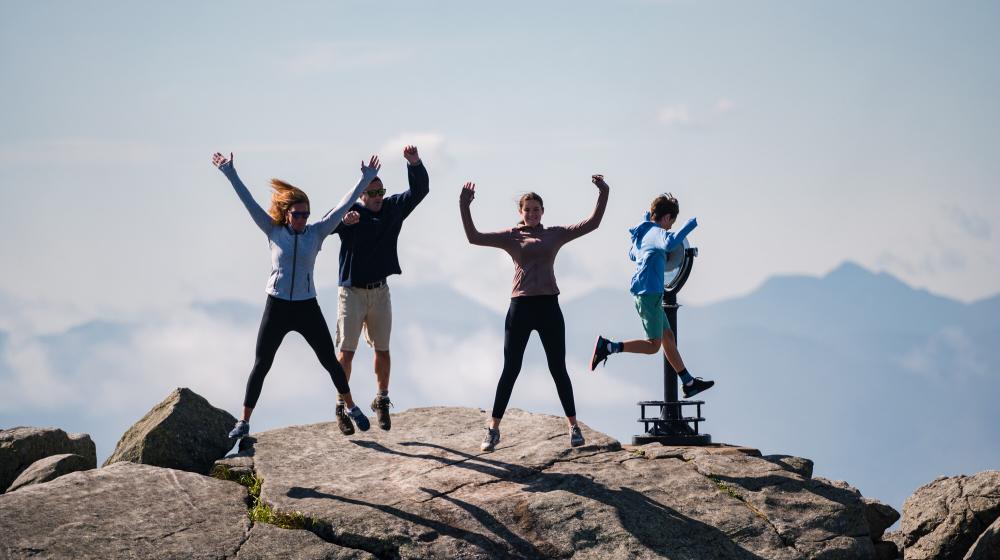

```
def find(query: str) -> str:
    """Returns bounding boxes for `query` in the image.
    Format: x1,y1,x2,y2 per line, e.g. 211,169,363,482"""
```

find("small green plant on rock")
214,466,312,530
244,473,311,530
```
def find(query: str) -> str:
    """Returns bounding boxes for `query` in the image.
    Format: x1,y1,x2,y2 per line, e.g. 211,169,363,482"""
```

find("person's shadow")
286,440,766,559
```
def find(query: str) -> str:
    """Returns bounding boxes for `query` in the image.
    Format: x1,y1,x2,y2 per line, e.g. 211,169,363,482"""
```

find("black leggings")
491,295,576,419
243,296,350,409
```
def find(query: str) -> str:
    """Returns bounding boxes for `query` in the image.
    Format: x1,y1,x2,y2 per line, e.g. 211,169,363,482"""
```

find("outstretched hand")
403,145,419,164
343,210,360,225
591,174,609,189
361,155,381,181
212,152,233,168
460,182,476,205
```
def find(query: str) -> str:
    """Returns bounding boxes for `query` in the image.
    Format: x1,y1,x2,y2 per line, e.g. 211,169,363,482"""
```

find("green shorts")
633,293,672,340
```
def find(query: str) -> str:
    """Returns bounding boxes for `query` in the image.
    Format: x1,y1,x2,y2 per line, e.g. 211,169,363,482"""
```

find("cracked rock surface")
236,523,377,559
249,406,877,559
902,470,1000,560
0,462,250,559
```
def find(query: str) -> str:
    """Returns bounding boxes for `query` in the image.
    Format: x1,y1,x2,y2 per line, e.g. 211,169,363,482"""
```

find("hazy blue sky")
2,0,997,326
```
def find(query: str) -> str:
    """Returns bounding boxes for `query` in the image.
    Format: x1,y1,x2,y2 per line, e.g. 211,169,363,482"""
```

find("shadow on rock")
324,440,766,559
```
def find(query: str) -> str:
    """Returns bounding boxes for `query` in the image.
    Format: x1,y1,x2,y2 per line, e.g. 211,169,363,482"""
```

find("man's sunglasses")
289,211,310,219
365,188,387,197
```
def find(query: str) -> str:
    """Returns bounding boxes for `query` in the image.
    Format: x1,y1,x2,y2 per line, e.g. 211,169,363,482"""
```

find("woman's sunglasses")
289,211,310,219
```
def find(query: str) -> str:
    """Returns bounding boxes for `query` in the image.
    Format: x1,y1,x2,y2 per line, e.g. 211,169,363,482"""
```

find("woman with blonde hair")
212,151,380,438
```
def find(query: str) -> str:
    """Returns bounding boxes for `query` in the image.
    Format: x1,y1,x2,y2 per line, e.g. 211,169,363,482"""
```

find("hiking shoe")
347,406,371,432
591,336,612,370
228,420,249,439
682,377,715,399
481,427,500,452
570,425,585,447
335,403,355,436
370,395,393,431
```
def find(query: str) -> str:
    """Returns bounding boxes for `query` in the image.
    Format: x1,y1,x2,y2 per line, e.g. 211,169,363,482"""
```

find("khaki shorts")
336,285,392,352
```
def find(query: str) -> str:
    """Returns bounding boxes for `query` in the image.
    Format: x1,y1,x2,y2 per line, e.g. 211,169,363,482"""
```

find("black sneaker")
682,378,715,399
228,420,249,439
335,403,355,435
370,395,393,431
481,427,500,452
570,425,585,447
591,336,612,371
347,405,371,432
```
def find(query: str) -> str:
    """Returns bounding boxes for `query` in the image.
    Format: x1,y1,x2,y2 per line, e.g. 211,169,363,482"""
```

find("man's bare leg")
374,350,390,393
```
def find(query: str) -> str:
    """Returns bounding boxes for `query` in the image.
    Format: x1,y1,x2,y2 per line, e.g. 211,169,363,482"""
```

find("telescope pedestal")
632,247,712,446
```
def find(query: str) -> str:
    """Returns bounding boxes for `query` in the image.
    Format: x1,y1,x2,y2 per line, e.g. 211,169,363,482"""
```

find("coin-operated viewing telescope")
633,238,711,445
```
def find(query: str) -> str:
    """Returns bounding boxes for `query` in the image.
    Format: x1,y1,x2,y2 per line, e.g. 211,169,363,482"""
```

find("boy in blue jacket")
590,193,714,398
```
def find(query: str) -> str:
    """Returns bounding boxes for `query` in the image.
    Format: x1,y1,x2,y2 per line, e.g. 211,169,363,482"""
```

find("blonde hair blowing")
268,179,310,226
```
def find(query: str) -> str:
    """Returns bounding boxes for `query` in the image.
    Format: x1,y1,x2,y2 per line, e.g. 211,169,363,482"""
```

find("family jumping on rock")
212,146,714,450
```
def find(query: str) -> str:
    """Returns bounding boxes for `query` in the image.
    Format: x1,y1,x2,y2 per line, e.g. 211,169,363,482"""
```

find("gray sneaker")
570,425,585,447
347,406,371,432
481,427,500,452
228,420,249,439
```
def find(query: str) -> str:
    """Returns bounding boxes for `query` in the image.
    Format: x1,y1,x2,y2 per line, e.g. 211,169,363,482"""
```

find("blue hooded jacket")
628,214,698,295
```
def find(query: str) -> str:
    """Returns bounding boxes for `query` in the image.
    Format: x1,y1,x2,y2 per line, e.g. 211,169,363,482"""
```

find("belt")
359,279,387,290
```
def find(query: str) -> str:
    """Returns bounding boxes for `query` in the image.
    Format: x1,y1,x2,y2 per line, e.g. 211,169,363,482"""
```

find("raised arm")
314,155,381,237
390,145,429,218
662,217,698,252
559,174,611,242
459,182,512,248
212,152,273,234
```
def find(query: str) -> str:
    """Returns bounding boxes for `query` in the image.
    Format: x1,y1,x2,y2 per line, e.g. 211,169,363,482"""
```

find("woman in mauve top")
459,175,610,451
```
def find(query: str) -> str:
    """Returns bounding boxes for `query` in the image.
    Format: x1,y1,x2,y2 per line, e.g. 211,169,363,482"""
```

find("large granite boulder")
0,426,96,492
103,387,237,474
241,406,878,559
0,462,249,559
964,515,1000,560
6,453,93,492
901,470,1000,560
863,496,901,541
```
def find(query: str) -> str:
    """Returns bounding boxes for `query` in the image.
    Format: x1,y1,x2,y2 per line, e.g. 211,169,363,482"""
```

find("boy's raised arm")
663,217,698,252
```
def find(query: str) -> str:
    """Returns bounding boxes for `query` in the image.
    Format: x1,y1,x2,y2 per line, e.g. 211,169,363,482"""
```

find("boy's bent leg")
623,338,662,354
658,327,716,398
660,329,687,372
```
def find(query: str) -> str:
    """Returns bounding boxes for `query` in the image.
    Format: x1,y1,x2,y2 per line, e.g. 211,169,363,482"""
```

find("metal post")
662,290,679,422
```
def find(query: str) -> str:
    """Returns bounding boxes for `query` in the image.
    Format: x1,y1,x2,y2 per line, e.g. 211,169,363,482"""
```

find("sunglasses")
365,188,386,197
289,211,310,219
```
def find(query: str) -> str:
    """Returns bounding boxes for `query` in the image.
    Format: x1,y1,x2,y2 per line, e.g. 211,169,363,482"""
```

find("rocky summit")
3,401,999,559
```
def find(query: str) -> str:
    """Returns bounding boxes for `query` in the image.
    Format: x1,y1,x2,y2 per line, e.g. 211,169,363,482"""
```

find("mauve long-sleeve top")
460,185,609,297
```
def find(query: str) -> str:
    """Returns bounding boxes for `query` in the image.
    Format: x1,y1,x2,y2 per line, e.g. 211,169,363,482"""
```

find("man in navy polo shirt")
331,145,429,433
